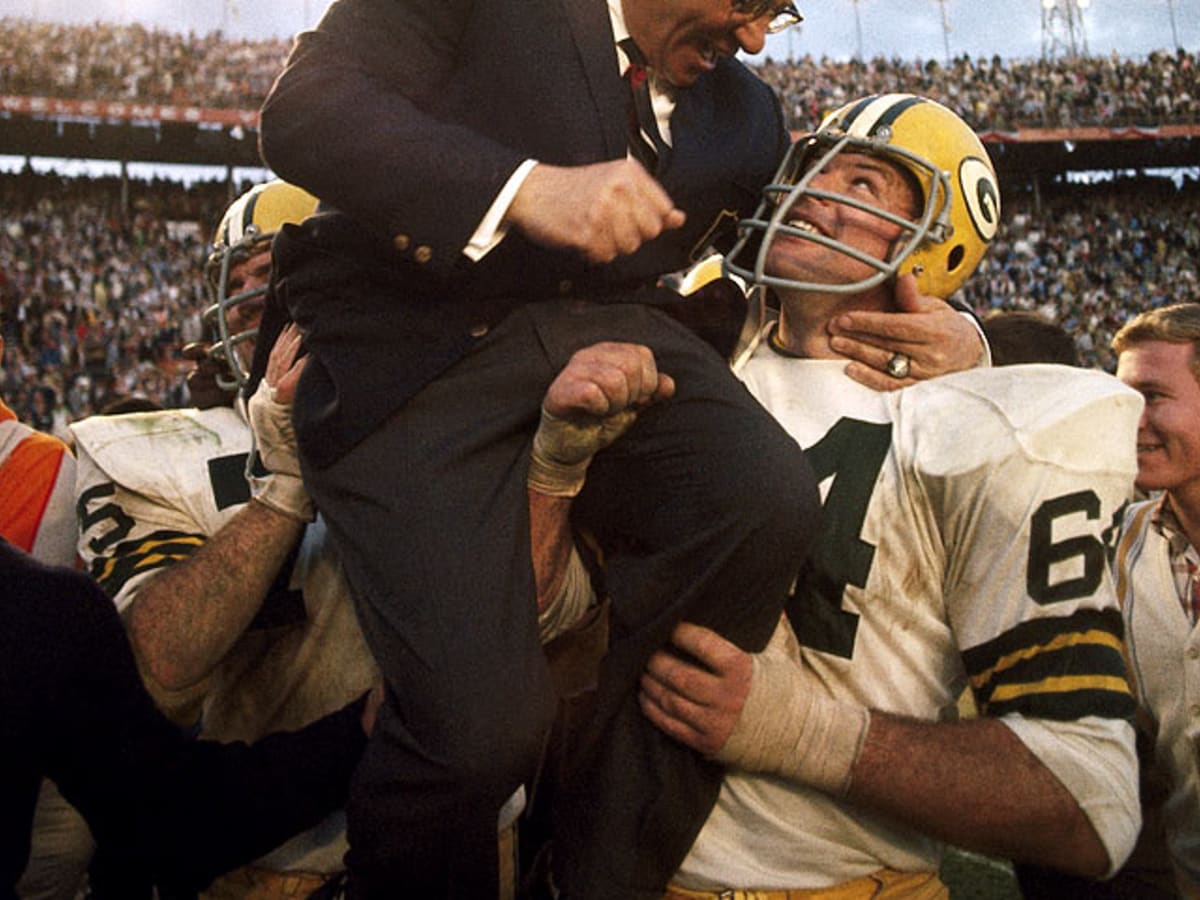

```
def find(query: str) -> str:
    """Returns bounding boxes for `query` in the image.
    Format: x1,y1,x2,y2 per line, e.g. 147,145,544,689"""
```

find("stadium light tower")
933,0,952,64
851,0,864,61
1166,0,1181,50
1041,0,1091,61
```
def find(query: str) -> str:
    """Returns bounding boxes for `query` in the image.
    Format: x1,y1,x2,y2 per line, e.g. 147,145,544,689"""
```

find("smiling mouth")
782,213,831,242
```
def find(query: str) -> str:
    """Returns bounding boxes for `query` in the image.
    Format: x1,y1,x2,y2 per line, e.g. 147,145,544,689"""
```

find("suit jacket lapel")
561,0,629,159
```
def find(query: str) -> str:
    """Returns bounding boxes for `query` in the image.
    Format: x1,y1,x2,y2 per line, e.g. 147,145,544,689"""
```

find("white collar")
608,0,633,70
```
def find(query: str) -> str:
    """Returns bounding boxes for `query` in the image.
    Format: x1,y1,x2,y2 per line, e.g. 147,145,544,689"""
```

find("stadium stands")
2,20,1195,130
0,19,1197,429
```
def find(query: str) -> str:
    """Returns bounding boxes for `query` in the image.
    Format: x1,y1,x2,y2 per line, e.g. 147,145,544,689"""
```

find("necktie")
619,38,669,169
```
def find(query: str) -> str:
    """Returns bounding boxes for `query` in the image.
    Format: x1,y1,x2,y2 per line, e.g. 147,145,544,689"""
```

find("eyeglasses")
731,0,804,33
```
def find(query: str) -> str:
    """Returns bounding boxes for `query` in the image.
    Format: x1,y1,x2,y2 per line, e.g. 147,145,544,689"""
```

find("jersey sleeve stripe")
963,607,1134,722
975,627,1124,681
962,607,1124,672
984,688,1136,722
90,531,206,597
988,674,1132,704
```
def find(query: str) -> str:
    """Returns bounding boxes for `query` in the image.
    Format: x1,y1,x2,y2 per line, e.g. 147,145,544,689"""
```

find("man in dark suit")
257,2,821,896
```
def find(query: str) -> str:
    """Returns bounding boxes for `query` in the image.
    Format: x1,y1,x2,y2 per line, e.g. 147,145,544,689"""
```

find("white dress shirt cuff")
463,158,540,262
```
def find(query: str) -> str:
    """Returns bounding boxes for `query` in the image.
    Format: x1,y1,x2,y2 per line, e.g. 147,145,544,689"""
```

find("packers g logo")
959,157,1000,243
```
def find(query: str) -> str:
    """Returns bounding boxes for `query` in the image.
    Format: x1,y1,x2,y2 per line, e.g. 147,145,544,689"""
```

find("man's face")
1116,339,1200,494
765,151,920,289
222,246,272,371
624,0,771,87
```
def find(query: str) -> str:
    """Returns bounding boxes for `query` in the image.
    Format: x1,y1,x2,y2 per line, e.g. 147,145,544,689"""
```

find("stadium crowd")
756,48,1200,131
0,19,291,110
964,172,1200,371
1,165,1197,434
1,18,1197,131
0,168,245,436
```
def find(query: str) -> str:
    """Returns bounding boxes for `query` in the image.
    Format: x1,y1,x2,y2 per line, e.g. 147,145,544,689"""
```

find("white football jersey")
71,406,377,872
676,340,1143,889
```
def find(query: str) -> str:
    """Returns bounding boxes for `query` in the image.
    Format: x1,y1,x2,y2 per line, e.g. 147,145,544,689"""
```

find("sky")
3,0,1195,182
5,0,1197,64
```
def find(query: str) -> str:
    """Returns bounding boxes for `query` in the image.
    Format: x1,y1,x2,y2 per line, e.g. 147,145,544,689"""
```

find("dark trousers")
303,300,819,899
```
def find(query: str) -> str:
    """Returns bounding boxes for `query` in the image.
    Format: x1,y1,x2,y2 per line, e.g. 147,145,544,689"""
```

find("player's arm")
74,450,304,699
528,342,675,640
126,504,305,691
131,325,320,693
83,329,311,693
848,712,1110,875
640,620,1114,877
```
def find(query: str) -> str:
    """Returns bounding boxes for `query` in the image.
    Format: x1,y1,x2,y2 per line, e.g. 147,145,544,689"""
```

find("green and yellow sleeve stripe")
963,607,1134,721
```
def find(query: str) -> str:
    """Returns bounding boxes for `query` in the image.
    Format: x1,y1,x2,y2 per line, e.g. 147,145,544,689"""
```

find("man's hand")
507,160,686,265
529,342,674,497
638,621,754,756
259,321,306,405
828,274,986,390
246,323,313,522
640,617,870,795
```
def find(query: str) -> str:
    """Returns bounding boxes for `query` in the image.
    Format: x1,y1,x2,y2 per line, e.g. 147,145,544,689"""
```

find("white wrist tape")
247,380,314,522
537,547,596,643
250,473,314,523
715,618,870,796
527,405,637,498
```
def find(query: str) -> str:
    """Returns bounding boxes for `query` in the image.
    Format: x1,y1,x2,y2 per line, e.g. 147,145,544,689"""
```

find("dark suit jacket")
260,0,788,464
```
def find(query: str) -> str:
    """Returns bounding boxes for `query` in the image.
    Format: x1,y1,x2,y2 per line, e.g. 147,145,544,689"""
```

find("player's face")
1116,339,1200,494
625,0,771,87
766,152,919,289
224,247,272,369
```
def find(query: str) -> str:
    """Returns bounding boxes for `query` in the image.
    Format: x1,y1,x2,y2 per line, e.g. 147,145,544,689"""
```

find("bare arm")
640,621,1110,877
850,712,1108,876
528,341,674,623
130,504,304,690
131,324,311,691
529,491,575,616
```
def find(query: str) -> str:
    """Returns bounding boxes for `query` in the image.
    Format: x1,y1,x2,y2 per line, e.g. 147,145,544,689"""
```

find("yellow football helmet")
202,180,319,390
726,93,1001,299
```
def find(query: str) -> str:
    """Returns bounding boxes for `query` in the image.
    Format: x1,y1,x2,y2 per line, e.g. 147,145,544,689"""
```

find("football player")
71,181,378,900
630,94,1143,895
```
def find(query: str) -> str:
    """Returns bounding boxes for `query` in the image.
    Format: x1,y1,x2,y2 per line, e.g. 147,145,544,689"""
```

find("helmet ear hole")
947,244,965,273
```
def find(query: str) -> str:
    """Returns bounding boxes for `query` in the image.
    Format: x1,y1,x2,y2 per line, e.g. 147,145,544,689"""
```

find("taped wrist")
251,472,315,523
537,547,596,643
527,406,636,498
715,621,870,796
247,379,313,522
